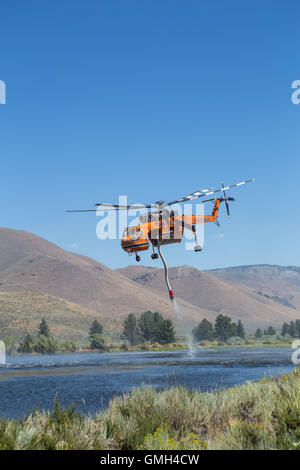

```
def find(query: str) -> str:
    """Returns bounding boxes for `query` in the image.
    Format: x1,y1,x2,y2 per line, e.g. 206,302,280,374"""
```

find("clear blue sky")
0,0,299,269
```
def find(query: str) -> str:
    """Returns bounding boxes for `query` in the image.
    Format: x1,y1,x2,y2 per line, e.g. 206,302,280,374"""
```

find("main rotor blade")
94,203,152,209
201,196,235,203
168,178,255,206
200,197,216,203
66,207,129,212
66,209,108,212
67,178,254,214
66,204,152,213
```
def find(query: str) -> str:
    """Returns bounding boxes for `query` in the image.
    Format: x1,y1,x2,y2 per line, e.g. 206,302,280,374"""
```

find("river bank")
1,365,300,450
4,337,295,357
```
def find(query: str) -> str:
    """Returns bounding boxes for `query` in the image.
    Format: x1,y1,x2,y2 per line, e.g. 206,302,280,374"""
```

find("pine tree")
267,326,276,336
255,328,263,339
214,314,236,341
155,319,176,344
39,319,50,338
289,321,296,338
89,320,103,339
123,314,139,345
295,319,300,338
281,322,290,336
230,322,238,337
237,320,245,339
133,311,176,345
192,319,214,341
138,311,156,341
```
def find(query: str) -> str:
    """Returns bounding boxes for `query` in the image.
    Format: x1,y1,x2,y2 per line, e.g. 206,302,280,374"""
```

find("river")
0,347,296,419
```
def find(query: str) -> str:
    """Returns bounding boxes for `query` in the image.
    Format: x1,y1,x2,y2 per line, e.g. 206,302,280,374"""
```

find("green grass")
197,336,293,349
2,368,300,450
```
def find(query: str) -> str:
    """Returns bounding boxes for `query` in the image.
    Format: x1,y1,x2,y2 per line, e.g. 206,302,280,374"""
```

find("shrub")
150,342,161,349
18,334,35,353
138,342,151,351
33,335,58,354
60,340,77,353
90,334,110,351
140,426,207,450
169,342,185,349
3,367,300,449
193,319,214,342
227,336,245,346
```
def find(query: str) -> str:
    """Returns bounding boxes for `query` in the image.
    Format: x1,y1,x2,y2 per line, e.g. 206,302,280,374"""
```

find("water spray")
156,242,194,355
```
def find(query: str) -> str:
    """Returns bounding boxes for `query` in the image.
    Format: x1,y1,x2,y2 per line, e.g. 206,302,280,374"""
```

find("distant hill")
207,265,300,310
116,265,300,329
0,228,208,338
1,227,299,339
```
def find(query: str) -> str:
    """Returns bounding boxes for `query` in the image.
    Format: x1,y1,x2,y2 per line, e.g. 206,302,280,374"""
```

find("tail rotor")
221,182,235,217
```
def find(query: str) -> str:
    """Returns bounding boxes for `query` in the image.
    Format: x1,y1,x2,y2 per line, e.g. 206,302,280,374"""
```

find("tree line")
87,312,176,350
15,311,176,354
8,313,300,355
255,321,300,339
254,326,276,338
280,320,300,338
18,319,77,354
194,315,300,343
18,318,110,353
122,311,176,345
192,315,245,342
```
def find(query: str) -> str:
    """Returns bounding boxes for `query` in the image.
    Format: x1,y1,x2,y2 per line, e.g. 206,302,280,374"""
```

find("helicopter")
67,178,255,300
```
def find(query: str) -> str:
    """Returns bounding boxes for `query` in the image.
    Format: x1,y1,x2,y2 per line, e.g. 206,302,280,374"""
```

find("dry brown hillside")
0,228,209,336
116,265,300,328
0,291,119,342
1,227,299,337
207,265,300,310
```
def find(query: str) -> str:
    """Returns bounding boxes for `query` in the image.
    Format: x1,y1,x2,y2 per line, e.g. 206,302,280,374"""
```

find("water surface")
0,347,295,419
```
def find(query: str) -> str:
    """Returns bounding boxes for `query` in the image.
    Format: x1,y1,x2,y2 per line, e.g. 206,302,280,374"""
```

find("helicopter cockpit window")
126,227,138,240
123,227,143,239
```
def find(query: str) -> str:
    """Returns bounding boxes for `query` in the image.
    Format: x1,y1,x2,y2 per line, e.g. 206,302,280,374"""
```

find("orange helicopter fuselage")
121,199,221,254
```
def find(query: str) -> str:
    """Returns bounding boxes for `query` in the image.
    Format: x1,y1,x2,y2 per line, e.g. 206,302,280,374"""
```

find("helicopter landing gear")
151,245,159,260
135,254,141,262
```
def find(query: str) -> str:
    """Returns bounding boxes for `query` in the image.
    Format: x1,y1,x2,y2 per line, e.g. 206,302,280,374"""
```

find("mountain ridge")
0,228,211,336
116,264,300,328
0,227,299,338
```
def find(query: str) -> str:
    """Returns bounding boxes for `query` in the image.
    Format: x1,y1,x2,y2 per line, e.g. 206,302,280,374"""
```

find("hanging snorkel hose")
156,240,175,301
